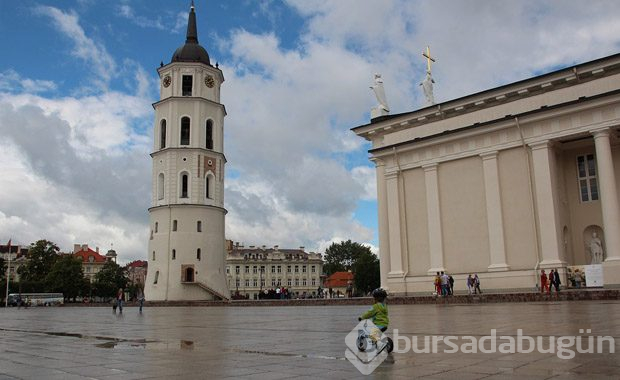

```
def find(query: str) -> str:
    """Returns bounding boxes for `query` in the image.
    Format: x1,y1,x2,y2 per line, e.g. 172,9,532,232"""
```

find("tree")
18,240,59,282
352,250,380,296
0,256,5,281
45,255,84,301
93,261,128,298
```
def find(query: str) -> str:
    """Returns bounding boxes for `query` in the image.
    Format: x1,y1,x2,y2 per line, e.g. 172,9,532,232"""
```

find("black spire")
186,1,198,44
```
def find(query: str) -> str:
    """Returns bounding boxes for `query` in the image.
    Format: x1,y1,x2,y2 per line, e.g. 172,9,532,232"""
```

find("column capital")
385,171,399,180
422,163,438,172
528,140,554,151
479,150,499,160
591,127,611,139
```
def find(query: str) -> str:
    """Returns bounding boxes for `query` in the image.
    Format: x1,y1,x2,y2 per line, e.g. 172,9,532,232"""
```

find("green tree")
93,261,128,298
0,256,5,281
323,240,360,275
45,255,84,301
352,250,380,296
18,240,60,281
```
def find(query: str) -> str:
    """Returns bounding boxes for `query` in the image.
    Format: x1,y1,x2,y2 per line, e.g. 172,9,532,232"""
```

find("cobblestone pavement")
1,301,619,379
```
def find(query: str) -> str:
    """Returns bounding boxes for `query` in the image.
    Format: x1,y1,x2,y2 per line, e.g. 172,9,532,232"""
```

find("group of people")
433,272,482,295
258,287,290,299
540,269,562,293
112,287,145,313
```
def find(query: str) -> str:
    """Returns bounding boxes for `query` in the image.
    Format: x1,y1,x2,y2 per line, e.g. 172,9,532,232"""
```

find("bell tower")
144,3,229,301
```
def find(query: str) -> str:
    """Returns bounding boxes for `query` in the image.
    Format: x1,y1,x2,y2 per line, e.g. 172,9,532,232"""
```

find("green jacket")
361,302,389,328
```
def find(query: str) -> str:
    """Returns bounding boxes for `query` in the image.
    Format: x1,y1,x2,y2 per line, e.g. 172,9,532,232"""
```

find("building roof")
171,4,210,66
324,271,354,288
73,247,107,263
126,260,148,268
227,245,323,261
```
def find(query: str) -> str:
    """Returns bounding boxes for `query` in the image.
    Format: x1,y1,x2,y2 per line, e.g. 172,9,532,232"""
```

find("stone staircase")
182,281,229,301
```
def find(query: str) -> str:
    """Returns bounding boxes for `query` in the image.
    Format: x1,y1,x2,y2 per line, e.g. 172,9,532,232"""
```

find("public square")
1,301,619,379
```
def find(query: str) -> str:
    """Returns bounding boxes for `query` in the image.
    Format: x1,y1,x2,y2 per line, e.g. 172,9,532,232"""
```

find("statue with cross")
420,46,436,106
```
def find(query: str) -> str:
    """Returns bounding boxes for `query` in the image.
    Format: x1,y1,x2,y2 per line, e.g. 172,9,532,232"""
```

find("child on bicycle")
358,288,389,342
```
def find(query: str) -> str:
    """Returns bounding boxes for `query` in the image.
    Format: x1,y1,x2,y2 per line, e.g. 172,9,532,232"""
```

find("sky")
1,0,619,264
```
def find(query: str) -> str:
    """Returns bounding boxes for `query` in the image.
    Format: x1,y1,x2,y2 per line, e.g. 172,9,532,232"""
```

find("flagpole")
5,239,11,308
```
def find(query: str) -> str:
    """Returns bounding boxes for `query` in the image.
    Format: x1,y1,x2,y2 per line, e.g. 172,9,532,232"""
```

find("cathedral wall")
402,168,430,276
497,147,538,270
438,156,490,273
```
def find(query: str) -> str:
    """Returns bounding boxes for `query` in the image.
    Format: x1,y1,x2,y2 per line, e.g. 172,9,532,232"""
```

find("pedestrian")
574,269,583,289
467,274,474,295
474,274,482,294
540,270,550,294
434,272,441,296
117,288,125,313
137,287,145,313
440,271,449,296
553,269,561,292
448,274,454,295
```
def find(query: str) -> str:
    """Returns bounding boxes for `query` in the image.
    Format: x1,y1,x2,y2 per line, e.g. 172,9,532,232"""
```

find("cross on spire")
422,46,436,74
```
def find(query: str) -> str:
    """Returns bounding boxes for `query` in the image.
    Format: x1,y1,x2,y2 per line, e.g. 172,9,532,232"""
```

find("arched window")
157,173,165,200
152,251,156,261
173,220,178,231
197,248,201,261
155,222,158,233
205,172,214,199
206,120,213,149
172,249,176,260
154,271,159,284
160,120,166,149
197,221,202,232
180,117,190,145
181,173,189,198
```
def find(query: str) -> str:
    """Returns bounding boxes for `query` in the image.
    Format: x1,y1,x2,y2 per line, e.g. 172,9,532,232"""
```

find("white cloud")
35,5,116,90
116,4,167,31
0,70,57,94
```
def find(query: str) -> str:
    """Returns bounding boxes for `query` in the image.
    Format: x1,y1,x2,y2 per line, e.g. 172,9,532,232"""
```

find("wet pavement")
0,301,619,379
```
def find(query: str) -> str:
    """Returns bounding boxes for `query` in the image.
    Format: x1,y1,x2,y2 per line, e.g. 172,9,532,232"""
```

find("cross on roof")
422,46,436,74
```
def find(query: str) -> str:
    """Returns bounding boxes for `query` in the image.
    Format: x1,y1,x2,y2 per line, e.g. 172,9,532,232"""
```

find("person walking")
467,274,474,295
553,269,561,292
434,272,442,296
440,272,449,296
117,288,125,313
473,274,482,294
136,287,145,313
448,274,454,295
540,270,550,294
574,269,583,289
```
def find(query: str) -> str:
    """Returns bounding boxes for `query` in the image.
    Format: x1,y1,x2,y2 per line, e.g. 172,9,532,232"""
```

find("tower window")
152,251,156,261
197,221,202,232
172,249,176,260
205,173,214,199
155,222,158,233
182,75,193,96
173,220,178,231
197,248,201,261
160,120,166,149
577,154,599,202
206,120,213,149
154,271,159,284
157,173,165,200
181,173,189,198
180,117,190,145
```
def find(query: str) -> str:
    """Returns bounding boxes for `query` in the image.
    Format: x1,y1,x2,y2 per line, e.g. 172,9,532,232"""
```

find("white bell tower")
145,3,229,301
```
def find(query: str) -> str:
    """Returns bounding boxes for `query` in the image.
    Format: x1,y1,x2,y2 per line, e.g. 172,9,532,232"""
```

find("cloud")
0,70,57,94
116,4,167,31
35,5,116,90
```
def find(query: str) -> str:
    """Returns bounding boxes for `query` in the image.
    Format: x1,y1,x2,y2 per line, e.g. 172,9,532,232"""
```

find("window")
226,266,230,274
287,265,291,273
197,248,201,261
160,120,166,149
235,266,240,274
295,279,299,286
182,75,192,96
312,279,316,286
154,271,159,284
245,266,250,274
172,249,176,260
287,279,292,287
271,279,276,286
295,265,299,273
277,265,281,273
260,266,265,273
180,117,190,145
206,120,213,149
261,279,265,287
181,173,189,198
302,265,307,273
173,220,178,231
235,279,240,287
197,221,202,232
155,222,158,233
157,173,165,200
205,173,214,199
253,266,257,274
311,265,316,273
253,279,258,287
152,251,156,261
302,279,307,286
577,154,599,202
271,266,275,273
245,279,250,287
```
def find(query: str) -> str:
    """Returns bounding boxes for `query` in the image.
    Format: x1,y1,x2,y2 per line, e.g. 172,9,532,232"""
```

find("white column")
592,128,620,261
386,171,404,277
480,151,510,271
424,163,445,274
530,140,563,267
375,161,392,287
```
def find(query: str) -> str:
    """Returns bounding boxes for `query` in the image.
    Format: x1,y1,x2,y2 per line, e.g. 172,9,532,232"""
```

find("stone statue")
588,232,604,264
420,71,435,106
370,73,389,118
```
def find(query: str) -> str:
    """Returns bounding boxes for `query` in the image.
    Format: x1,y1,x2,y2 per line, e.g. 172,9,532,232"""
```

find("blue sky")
1,0,620,262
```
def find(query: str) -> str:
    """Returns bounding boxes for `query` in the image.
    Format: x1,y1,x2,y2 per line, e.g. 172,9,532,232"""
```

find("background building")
323,271,354,297
354,53,620,293
226,242,324,299
125,260,148,288
72,244,108,283
0,244,28,281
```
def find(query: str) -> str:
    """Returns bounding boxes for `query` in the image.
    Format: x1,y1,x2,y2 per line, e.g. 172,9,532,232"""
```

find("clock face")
162,75,171,88
205,75,215,88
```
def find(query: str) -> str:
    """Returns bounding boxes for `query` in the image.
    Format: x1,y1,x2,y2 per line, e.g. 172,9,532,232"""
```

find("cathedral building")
353,53,620,293
144,3,229,301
